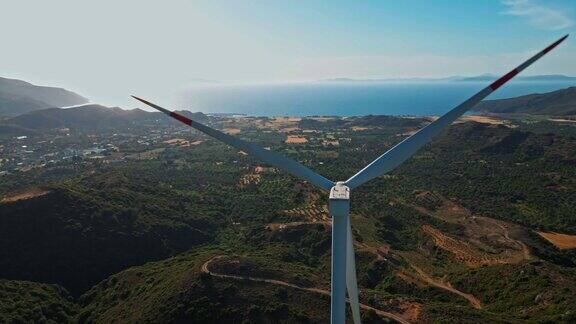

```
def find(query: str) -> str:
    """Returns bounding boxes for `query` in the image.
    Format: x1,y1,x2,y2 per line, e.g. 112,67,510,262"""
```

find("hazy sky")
1,0,574,108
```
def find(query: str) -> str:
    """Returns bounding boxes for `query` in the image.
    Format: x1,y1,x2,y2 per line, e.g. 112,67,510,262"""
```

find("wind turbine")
132,35,567,324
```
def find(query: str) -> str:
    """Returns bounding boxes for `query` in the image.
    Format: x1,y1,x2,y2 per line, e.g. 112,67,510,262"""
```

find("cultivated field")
538,232,576,249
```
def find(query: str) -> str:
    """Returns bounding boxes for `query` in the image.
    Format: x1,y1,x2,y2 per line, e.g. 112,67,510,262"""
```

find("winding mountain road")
201,256,410,324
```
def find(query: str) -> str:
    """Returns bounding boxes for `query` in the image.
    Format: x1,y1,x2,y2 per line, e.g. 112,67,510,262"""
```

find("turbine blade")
132,96,334,190
345,35,569,189
346,219,362,324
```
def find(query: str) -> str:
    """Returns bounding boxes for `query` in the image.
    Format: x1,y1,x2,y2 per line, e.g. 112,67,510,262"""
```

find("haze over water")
179,81,575,117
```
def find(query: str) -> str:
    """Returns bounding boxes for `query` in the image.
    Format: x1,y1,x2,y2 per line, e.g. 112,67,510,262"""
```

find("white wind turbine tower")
133,35,567,324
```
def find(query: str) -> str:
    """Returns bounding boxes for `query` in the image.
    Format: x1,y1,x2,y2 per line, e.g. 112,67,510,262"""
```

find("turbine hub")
330,182,350,200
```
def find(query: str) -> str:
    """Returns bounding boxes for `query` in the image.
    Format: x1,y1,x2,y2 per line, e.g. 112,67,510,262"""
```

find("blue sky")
203,1,572,55
1,0,574,107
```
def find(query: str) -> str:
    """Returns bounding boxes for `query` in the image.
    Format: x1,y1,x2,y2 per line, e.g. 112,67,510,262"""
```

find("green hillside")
0,279,77,323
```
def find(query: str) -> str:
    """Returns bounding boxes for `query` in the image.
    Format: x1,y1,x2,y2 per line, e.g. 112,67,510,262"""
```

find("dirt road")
201,256,411,324
411,266,482,309
495,222,531,260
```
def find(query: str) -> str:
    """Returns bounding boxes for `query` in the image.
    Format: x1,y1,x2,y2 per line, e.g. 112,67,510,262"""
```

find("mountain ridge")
474,86,576,115
0,77,88,117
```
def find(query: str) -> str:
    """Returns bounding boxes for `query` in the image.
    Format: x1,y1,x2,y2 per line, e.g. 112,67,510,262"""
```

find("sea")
178,81,575,117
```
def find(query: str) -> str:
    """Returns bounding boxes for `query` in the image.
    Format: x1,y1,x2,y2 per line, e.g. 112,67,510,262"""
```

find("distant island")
457,74,576,82
320,74,576,83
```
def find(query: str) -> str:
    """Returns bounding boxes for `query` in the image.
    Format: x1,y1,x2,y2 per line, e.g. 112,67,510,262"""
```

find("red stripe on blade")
170,112,192,125
543,34,569,54
490,69,519,91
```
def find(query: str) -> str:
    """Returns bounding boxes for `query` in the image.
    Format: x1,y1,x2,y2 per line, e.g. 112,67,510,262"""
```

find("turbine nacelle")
330,182,350,200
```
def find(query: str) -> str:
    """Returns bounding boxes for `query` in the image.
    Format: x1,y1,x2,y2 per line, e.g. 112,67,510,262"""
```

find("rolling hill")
0,77,88,117
1,104,209,133
0,180,217,296
475,87,576,115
